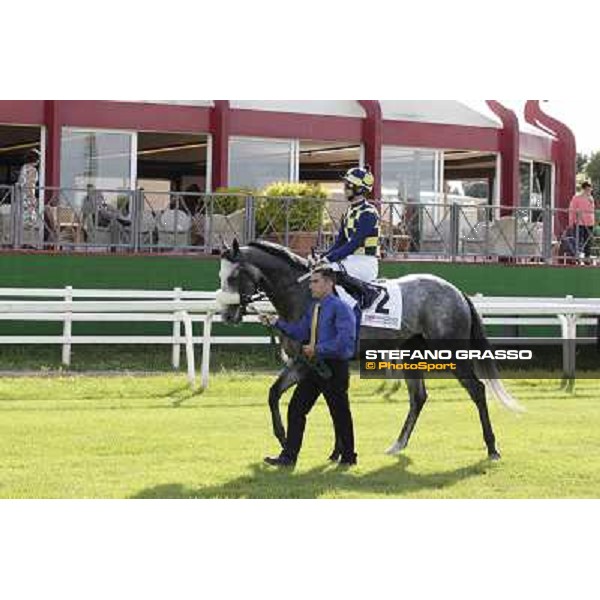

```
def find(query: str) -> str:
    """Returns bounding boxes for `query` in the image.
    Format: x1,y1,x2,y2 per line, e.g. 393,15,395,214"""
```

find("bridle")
235,265,266,317
239,290,268,316
231,259,308,317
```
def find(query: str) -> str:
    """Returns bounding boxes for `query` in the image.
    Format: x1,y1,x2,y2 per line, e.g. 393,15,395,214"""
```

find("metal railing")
0,185,15,246
1,184,598,265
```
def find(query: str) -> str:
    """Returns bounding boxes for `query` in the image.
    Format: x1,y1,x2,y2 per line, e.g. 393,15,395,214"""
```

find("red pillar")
524,100,576,233
210,100,230,191
486,100,519,213
358,100,382,200
44,100,62,192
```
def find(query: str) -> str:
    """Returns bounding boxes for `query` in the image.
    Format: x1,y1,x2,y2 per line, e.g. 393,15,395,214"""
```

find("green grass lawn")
0,372,599,499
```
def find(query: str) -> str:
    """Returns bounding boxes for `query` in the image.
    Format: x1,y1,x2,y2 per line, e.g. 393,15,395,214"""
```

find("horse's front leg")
268,361,303,448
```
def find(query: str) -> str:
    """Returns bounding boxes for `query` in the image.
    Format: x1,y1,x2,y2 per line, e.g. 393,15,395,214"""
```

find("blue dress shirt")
275,293,356,361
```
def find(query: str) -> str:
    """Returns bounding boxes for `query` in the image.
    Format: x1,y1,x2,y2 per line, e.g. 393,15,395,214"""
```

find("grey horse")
217,239,521,461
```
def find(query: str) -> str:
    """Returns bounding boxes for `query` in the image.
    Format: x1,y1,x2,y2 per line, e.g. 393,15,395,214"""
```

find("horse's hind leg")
386,375,428,455
454,361,501,461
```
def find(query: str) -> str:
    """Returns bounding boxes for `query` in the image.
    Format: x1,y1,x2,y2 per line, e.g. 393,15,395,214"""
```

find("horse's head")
216,239,263,325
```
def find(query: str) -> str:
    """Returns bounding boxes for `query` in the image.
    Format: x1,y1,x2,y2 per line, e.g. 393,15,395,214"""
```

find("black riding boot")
335,271,381,310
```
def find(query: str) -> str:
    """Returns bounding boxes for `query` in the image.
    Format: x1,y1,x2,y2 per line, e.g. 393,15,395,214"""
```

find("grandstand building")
0,100,575,213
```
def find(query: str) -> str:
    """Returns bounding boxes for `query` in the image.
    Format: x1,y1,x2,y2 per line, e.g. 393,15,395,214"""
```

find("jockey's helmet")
342,166,374,198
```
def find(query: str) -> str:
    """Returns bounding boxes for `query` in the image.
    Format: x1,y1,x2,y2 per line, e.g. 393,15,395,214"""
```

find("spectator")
184,184,204,216
568,182,595,258
82,184,130,228
43,195,59,243
595,196,600,238
559,225,577,258
18,149,40,226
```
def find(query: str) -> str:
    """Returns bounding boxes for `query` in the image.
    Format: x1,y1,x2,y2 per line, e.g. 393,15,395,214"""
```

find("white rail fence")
0,288,598,388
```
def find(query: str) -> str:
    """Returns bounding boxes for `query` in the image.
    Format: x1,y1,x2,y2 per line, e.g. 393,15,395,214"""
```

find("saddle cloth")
361,280,402,330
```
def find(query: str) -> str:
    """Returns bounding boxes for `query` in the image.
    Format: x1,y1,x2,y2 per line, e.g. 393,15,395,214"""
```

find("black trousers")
283,359,355,461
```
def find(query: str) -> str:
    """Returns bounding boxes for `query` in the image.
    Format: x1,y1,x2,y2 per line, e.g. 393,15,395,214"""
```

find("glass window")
382,147,441,251
533,162,552,209
519,161,532,208
60,129,134,208
228,137,293,191
382,147,437,202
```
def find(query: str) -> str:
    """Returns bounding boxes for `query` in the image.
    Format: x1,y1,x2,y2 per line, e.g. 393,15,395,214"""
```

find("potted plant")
256,182,328,255
213,187,254,215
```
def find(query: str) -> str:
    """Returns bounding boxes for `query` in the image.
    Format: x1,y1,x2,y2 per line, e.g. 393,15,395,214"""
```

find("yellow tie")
309,303,321,347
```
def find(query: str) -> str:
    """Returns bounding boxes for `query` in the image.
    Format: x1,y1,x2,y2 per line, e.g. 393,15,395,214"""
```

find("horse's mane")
247,240,308,270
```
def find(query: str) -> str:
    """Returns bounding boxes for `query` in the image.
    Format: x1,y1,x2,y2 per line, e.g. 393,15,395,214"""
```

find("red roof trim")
0,101,45,126
382,120,501,151
59,101,211,133
229,109,363,141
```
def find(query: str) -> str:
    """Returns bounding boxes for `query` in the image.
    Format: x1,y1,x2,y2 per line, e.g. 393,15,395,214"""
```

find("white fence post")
182,311,196,387
557,314,570,377
565,296,577,380
201,312,214,390
62,285,73,366
567,314,578,380
171,287,182,369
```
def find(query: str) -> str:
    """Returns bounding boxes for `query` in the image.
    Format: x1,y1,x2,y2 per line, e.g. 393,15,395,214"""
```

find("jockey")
312,166,382,310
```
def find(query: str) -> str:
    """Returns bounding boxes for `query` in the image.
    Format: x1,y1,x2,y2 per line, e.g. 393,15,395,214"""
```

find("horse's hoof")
488,451,501,461
385,442,403,456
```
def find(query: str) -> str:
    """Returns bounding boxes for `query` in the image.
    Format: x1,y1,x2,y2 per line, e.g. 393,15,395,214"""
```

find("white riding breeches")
330,255,379,309
330,254,378,281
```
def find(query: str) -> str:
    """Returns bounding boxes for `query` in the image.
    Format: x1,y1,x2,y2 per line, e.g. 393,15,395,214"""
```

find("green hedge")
255,182,328,236
213,187,253,215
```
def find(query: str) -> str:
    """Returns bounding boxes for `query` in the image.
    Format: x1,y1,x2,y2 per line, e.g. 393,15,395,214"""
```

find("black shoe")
338,454,358,467
264,454,296,468
328,451,341,463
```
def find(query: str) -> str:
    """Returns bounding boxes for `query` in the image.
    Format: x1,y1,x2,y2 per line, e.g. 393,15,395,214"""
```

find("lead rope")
250,307,332,379
244,297,282,364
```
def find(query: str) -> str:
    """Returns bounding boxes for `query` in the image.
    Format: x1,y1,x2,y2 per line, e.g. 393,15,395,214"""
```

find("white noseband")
215,290,242,309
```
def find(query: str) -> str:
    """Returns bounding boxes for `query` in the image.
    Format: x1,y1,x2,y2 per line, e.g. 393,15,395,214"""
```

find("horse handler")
259,267,358,468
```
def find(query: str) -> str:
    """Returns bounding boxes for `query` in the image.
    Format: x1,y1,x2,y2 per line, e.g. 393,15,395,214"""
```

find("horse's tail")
463,294,524,413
